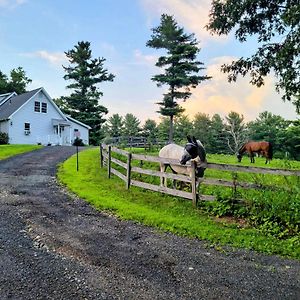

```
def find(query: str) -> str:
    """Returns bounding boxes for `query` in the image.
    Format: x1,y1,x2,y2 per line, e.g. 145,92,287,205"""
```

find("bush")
73,137,84,146
0,132,9,144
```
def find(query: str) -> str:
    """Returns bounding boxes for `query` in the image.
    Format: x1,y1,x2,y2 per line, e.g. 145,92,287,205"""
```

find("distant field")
0,144,42,160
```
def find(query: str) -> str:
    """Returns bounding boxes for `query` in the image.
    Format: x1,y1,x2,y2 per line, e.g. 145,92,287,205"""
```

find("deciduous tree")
225,111,248,153
207,0,300,112
0,67,32,94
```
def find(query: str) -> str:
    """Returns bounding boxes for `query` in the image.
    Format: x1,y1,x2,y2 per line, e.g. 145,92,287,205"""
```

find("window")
34,101,40,112
74,129,81,137
41,102,47,113
24,123,30,135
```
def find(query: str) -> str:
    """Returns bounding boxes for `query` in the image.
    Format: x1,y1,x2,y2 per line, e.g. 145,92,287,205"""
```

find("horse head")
180,136,207,176
237,153,242,162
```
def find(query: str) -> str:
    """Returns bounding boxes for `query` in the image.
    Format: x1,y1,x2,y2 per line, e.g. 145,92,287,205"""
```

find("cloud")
20,50,67,67
0,0,26,9
181,56,287,121
133,49,158,66
140,0,224,44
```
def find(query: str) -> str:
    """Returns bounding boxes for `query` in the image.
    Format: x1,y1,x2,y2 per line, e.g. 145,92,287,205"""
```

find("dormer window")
34,101,40,112
34,101,47,113
41,102,47,113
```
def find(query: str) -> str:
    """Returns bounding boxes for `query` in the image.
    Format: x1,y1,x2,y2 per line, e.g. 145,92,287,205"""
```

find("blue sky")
0,0,298,123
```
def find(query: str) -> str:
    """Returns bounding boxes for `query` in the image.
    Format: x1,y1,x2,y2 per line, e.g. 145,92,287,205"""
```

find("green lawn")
0,144,42,160
58,147,300,260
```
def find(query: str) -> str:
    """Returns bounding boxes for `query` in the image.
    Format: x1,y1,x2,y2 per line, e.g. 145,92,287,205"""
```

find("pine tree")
106,114,124,138
146,14,211,142
123,113,141,137
62,41,115,145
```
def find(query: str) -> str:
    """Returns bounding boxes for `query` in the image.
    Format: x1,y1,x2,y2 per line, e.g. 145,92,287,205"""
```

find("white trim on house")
0,87,91,146
66,115,92,129
0,92,17,106
10,87,67,121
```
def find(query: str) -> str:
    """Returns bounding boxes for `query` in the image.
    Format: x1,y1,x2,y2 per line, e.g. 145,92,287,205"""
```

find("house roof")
66,115,92,129
0,88,41,120
0,87,91,130
0,92,17,107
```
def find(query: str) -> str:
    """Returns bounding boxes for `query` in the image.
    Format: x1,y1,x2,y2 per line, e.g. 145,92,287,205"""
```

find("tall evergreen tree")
62,41,115,145
146,14,211,142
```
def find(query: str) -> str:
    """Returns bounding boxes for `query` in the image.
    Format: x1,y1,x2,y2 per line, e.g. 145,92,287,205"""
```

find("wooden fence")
109,136,165,149
100,144,300,207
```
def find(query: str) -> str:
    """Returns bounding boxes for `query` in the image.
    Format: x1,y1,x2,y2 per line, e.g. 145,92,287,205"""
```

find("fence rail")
100,144,300,207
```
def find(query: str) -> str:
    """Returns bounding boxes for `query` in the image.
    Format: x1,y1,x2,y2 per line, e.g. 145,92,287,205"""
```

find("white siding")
0,120,9,134
9,90,65,145
69,120,89,145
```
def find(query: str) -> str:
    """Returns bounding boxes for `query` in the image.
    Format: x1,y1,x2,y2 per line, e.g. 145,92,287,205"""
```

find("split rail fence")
100,144,300,207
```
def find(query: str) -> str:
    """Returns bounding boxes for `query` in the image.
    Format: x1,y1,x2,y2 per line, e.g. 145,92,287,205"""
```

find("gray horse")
159,136,207,187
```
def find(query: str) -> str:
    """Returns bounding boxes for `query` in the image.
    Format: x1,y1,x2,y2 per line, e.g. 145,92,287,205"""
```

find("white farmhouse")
0,87,91,145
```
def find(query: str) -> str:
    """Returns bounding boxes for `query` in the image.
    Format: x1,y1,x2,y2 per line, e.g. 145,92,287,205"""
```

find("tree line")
102,110,300,160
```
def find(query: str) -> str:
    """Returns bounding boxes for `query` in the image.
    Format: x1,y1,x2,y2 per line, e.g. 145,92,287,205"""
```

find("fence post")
126,152,132,189
107,145,111,178
191,161,198,207
100,144,103,168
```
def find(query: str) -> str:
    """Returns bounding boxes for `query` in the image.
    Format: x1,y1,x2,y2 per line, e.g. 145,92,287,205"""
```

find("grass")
58,147,300,260
0,144,42,160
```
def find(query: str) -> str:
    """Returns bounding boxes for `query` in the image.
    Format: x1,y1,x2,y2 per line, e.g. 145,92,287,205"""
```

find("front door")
54,125,70,145
59,126,70,145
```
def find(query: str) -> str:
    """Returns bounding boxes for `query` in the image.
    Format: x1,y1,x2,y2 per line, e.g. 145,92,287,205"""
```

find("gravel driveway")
0,146,299,300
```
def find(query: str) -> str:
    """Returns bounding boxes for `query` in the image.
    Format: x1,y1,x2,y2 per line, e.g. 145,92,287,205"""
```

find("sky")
0,0,299,124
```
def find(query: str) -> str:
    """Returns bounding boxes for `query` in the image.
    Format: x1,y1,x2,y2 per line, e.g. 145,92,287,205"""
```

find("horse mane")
238,143,247,154
196,140,206,162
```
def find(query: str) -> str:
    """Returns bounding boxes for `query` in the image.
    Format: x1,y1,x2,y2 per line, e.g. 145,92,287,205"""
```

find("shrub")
0,132,9,144
73,137,84,146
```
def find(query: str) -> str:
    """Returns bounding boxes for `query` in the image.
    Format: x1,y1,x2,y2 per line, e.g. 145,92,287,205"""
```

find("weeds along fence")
100,144,300,207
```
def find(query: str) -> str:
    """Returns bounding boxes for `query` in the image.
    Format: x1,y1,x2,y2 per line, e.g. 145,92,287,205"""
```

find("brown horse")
237,141,273,164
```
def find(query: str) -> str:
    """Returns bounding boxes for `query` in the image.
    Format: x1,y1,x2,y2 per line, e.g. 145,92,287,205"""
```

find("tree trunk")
169,115,174,143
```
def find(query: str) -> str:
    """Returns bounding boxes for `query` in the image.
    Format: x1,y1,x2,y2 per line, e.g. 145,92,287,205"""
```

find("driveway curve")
0,146,299,300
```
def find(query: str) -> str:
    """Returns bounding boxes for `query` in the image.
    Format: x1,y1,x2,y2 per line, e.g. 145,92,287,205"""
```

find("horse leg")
265,155,270,164
250,151,255,163
249,151,252,163
160,163,167,187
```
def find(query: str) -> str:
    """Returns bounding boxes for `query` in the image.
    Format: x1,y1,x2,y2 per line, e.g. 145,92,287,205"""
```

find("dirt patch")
213,216,249,228
0,146,299,299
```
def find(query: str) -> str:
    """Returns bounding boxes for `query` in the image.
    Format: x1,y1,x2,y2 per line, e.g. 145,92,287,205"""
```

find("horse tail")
268,142,273,160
